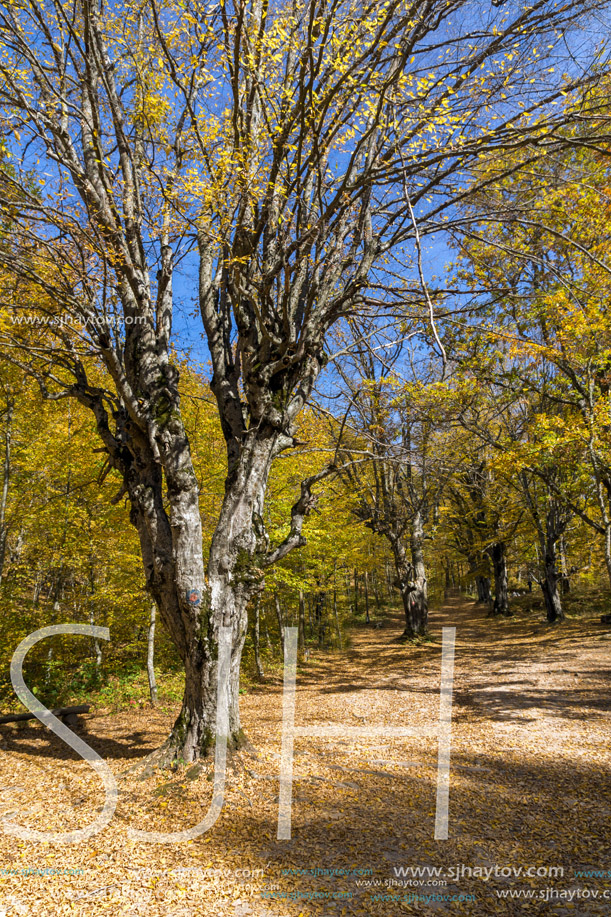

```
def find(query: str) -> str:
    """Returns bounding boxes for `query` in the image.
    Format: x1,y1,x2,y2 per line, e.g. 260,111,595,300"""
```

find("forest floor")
0,593,610,917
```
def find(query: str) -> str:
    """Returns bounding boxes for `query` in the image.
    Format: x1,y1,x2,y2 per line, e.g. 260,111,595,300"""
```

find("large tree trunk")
541,546,564,623
476,575,492,604
186,431,279,757
490,541,510,616
407,511,428,634
125,434,209,762
519,476,567,625
467,554,490,604
127,425,279,763
391,528,427,638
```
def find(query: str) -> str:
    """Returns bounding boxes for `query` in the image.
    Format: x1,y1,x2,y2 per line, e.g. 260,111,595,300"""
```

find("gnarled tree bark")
489,541,510,616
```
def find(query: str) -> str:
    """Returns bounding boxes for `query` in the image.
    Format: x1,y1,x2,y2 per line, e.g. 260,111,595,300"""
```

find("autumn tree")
444,85,611,617
465,139,611,587
329,321,449,636
442,327,583,621
0,0,607,760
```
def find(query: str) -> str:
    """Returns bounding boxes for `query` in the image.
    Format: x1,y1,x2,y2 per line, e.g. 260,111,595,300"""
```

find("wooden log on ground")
0,704,90,725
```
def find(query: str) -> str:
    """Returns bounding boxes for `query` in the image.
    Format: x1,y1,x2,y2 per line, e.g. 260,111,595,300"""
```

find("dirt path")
1,596,610,917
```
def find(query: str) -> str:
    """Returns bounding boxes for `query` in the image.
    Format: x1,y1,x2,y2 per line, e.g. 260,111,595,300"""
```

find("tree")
442,351,579,622
0,0,606,760
445,89,611,614
331,329,443,636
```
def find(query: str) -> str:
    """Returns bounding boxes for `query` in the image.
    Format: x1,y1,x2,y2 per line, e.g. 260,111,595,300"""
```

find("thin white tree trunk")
147,602,158,706
253,596,264,680
274,593,285,656
0,399,12,584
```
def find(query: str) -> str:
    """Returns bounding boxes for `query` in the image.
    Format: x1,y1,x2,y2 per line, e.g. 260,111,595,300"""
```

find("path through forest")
0,595,610,916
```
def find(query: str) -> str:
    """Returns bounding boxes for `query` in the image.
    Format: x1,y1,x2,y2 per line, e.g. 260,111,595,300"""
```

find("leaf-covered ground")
1,595,610,916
